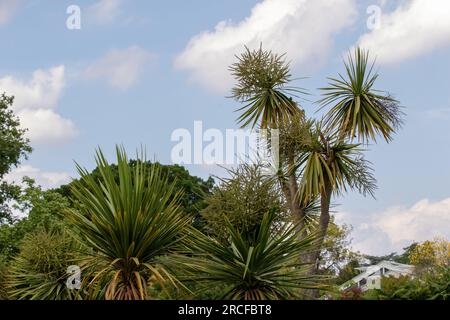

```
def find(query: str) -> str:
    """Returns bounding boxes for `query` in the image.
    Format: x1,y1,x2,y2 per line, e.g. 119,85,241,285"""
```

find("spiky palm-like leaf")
319,47,403,143
298,124,377,204
230,46,305,129
66,146,192,300
0,258,8,300
171,211,326,300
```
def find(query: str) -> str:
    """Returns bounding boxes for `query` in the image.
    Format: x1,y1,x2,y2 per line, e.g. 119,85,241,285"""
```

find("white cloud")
346,198,450,255
88,0,123,25
84,46,154,89
175,0,357,93
0,66,65,111
4,165,71,190
357,0,450,64
17,109,78,144
0,66,78,144
0,0,21,25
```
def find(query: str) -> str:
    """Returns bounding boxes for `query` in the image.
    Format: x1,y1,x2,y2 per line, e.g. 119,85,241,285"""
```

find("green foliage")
363,268,450,300
0,150,214,300
318,222,358,278
228,47,393,291
230,46,304,129
201,163,285,243
0,93,32,224
277,113,310,161
15,178,69,231
0,224,26,261
409,238,449,271
0,178,70,259
55,161,213,230
0,45,412,300
147,277,229,300
0,183,21,226
334,258,361,285
396,243,417,264
340,286,364,300
66,146,192,300
364,243,418,265
297,123,377,203
319,47,404,143
0,256,9,300
183,282,229,300
378,275,411,298
0,94,32,177
171,211,326,300
7,229,81,300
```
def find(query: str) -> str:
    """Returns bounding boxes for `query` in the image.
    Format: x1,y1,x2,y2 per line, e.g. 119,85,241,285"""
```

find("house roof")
341,260,414,289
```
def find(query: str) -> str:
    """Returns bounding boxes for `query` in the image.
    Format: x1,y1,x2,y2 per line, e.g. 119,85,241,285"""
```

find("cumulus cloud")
346,197,450,255
175,0,357,93
17,109,78,144
84,46,154,89
88,0,123,25
0,66,78,144
0,0,21,25
0,66,64,111
357,0,450,64
4,165,71,190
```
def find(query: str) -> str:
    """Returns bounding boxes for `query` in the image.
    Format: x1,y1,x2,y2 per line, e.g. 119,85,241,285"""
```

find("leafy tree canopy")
0,178,70,259
0,94,32,224
363,243,418,265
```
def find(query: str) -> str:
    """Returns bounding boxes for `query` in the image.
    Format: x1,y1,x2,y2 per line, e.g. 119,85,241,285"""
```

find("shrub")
201,163,285,243
340,286,364,300
7,229,81,300
169,211,325,300
363,268,449,300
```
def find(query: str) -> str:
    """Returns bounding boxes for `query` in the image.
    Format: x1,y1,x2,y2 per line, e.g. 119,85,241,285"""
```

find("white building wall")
366,275,381,290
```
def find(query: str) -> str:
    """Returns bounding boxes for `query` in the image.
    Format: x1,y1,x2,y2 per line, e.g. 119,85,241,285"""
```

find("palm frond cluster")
66,147,192,300
171,212,325,300
230,46,305,129
319,48,404,143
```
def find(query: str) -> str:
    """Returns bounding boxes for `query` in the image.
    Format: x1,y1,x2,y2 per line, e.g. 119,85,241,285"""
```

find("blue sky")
1,0,449,255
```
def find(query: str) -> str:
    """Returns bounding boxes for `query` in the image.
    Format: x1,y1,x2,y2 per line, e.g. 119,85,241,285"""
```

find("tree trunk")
278,155,307,241
277,153,333,299
304,177,332,299
315,178,332,268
